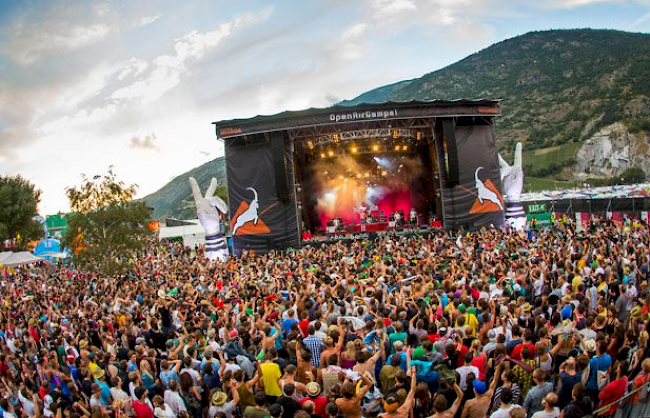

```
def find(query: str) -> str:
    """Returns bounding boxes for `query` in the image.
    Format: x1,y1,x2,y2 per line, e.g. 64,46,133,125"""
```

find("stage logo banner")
441,121,505,229
225,133,300,255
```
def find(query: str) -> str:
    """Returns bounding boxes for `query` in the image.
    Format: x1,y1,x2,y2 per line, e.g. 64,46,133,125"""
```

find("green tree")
0,175,43,248
62,167,153,276
620,167,646,184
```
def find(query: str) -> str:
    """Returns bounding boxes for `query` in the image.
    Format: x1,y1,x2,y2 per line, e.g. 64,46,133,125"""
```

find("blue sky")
0,0,649,214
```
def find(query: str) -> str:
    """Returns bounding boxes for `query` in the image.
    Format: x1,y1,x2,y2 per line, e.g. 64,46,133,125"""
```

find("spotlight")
416,131,422,141
372,144,379,152
351,146,358,154
357,173,362,178
365,173,370,178
394,145,400,151
328,150,334,157
402,145,408,151
392,129,398,139
332,133,339,143
338,175,344,180
382,171,387,176
307,140,314,150
320,153,326,158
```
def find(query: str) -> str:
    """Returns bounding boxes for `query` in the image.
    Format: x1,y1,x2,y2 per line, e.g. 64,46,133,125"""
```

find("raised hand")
189,177,228,236
498,142,524,203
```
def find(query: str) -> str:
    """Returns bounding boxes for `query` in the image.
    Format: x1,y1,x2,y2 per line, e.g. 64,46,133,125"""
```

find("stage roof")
213,99,501,139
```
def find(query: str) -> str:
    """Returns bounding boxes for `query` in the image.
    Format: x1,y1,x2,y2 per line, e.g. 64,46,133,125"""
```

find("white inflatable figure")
498,142,526,231
189,177,229,262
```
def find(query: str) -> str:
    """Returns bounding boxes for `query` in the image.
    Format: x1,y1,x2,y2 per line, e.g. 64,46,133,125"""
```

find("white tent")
0,251,42,267
158,221,206,248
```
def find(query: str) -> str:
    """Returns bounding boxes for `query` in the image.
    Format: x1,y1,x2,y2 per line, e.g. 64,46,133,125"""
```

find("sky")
1,0,649,215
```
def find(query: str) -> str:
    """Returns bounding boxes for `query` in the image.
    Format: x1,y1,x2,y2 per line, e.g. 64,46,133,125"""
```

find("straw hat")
306,382,321,397
521,303,532,313
79,340,88,350
583,339,596,352
211,391,227,406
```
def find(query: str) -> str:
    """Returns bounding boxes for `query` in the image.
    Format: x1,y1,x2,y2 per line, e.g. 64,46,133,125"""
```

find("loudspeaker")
270,131,290,203
441,118,459,186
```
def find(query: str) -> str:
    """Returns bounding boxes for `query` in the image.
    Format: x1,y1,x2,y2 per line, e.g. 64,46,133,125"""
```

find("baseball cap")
473,380,487,395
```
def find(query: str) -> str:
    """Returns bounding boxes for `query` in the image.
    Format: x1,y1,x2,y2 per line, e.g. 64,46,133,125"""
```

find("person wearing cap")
209,380,240,418
461,364,503,418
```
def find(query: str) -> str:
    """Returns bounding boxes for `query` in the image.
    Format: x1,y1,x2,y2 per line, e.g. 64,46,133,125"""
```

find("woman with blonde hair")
339,341,358,370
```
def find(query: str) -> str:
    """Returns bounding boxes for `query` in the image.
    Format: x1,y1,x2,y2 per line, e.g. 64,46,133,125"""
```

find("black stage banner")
215,100,500,138
225,132,300,255
441,121,505,229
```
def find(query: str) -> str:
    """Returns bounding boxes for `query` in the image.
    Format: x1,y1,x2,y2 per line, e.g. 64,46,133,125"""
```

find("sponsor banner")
225,133,300,255
527,213,552,226
216,101,501,138
441,122,505,229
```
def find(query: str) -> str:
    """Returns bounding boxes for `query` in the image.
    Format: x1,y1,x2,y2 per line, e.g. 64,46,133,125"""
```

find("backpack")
434,363,455,383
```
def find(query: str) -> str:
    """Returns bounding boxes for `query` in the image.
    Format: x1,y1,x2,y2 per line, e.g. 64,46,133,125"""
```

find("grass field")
524,176,581,192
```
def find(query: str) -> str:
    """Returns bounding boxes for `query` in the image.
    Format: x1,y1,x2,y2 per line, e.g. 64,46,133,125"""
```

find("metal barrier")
589,381,650,417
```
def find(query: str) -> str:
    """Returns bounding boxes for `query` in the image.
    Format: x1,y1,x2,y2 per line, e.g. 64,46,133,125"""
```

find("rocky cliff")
574,122,650,180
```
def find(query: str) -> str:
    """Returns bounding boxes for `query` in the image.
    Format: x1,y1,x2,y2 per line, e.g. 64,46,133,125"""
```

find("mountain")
345,29,650,183
143,157,227,220
144,29,650,218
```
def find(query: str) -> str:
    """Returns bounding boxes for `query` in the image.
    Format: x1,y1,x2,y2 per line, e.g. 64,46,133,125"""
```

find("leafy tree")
620,167,646,184
0,175,43,248
62,167,153,276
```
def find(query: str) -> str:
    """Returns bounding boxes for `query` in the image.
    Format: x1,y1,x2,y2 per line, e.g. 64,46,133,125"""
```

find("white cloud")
370,0,417,23
1,23,110,64
117,58,150,81
134,14,162,28
110,8,272,105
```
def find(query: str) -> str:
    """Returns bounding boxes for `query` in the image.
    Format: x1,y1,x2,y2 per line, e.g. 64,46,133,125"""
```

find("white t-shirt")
455,365,480,390
531,407,560,418
208,401,236,418
490,405,522,418
164,390,187,416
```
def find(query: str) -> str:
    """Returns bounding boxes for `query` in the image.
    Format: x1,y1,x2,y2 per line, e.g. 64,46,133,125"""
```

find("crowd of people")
1,218,650,418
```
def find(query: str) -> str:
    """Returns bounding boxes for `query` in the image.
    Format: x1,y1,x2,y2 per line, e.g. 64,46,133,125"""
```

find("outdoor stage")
214,100,506,255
